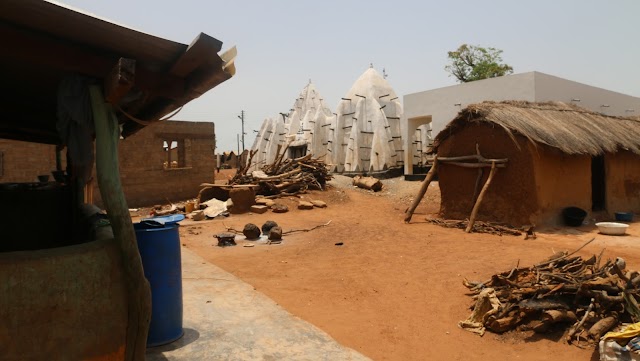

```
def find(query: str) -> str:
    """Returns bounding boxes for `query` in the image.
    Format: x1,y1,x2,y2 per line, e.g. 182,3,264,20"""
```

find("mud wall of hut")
437,124,538,226
529,146,591,225
605,150,640,214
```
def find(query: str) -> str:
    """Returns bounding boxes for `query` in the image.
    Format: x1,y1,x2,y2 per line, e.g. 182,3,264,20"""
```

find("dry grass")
434,100,640,155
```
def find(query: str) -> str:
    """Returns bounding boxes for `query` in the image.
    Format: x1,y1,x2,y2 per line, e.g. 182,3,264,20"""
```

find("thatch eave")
433,101,640,157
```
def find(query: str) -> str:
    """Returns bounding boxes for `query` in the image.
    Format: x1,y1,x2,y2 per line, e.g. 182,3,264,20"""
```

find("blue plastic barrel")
134,220,184,347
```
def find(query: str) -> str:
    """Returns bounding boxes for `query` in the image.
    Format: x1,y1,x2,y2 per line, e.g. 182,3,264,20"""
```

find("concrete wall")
605,150,640,215
402,72,537,174
94,120,216,207
0,237,127,359
534,72,640,116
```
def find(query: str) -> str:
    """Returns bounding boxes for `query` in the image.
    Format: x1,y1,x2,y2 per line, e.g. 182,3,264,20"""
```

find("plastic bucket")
134,221,184,347
615,212,634,222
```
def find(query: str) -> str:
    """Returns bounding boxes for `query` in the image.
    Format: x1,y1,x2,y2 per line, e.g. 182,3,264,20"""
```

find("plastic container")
562,207,587,227
595,222,629,235
134,220,183,347
615,212,634,222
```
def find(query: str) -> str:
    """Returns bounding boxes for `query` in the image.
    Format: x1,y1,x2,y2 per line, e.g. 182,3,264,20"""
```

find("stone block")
229,188,255,214
250,205,268,214
298,201,314,210
311,200,327,208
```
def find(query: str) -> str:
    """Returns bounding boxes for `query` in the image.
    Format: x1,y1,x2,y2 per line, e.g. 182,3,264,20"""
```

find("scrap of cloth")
604,323,640,341
57,75,95,184
458,287,501,336
599,337,640,361
599,323,640,361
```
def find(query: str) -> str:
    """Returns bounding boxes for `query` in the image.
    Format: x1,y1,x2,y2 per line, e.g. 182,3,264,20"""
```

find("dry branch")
460,243,640,349
425,218,522,236
229,152,332,197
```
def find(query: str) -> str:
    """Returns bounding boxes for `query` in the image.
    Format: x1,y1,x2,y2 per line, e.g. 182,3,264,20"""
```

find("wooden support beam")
471,168,484,207
104,58,136,105
465,161,498,233
170,32,223,77
404,155,439,223
437,154,508,164
443,161,506,168
90,85,151,361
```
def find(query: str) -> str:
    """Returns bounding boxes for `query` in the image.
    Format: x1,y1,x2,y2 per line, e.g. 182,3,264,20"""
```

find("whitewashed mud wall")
251,68,431,173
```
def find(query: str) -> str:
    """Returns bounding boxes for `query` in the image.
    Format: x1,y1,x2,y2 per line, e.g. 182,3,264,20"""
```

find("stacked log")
426,218,522,236
231,151,332,198
461,239,640,347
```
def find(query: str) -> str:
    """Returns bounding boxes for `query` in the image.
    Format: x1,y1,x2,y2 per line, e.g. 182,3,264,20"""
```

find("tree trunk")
588,316,617,340
90,85,151,360
353,175,383,192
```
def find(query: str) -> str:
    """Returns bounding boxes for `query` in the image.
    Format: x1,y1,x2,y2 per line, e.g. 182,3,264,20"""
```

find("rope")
114,103,184,126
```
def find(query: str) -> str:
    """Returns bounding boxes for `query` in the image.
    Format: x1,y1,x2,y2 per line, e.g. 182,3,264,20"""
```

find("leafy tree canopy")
445,44,514,83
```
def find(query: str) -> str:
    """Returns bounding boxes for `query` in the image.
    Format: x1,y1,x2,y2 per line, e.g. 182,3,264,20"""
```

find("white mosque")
250,67,430,173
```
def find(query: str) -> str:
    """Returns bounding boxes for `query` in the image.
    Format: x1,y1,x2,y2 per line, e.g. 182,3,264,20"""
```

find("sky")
61,0,640,152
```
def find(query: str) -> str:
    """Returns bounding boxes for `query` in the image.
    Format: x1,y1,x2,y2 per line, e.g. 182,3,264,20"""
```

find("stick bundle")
230,151,332,198
426,218,522,236
461,239,640,347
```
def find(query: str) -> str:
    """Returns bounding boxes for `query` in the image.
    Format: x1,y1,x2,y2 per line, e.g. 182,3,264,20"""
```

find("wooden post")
465,161,497,233
404,156,438,223
471,168,484,207
471,143,483,206
90,85,151,361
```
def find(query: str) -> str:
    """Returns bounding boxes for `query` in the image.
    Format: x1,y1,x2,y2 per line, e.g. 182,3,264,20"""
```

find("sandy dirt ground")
169,174,640,361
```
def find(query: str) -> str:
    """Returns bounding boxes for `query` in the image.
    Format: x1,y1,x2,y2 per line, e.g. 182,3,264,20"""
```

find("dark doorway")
288,145,307,159
591,155,605,211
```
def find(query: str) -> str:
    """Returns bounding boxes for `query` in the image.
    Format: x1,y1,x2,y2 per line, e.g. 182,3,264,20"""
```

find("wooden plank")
444,161,506,168
90,85,151,361
170,32,223,77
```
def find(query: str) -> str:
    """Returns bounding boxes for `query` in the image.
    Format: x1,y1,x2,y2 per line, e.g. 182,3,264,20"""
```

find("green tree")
445,44,514,83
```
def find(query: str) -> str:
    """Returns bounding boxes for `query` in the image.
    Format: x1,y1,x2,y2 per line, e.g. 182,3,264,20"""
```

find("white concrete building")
402,71,640,175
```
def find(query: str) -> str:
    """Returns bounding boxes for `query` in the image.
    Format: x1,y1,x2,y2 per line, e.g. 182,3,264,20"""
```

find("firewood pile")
230,150,332,198
426,218,522,236
460,239,640,347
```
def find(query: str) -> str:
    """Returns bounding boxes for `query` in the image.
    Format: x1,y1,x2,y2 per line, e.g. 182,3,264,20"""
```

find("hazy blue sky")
62,0,640,152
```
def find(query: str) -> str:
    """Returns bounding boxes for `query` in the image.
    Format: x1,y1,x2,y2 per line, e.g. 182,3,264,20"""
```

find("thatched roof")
434,101,640,156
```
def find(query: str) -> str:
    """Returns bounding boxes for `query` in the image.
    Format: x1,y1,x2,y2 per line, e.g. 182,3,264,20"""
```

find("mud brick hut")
0,1,235,359
433,101,640,226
